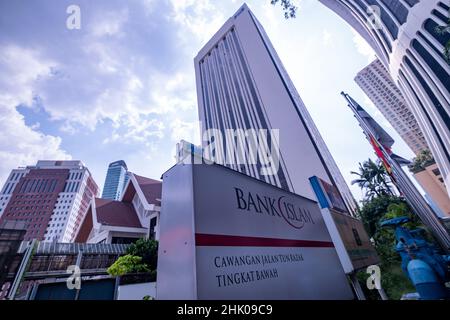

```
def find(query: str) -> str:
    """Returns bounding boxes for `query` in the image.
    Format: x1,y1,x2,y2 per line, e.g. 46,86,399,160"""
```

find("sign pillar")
157,163,354,299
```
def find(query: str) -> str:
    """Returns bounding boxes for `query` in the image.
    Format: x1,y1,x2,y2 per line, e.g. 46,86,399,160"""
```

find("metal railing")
18,242,130,255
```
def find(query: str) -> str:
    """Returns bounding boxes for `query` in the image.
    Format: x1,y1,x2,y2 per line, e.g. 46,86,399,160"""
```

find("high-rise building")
194,4,357,214
355,59,429,155
0,160,98,242
320,0,450,195
101,160,129,200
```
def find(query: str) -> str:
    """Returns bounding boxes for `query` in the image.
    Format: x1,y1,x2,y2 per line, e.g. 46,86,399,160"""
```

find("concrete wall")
414,164,450,217
117,282,156,300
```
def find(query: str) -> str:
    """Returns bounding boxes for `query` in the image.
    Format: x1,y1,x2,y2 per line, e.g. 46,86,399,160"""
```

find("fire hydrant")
380,216,450,300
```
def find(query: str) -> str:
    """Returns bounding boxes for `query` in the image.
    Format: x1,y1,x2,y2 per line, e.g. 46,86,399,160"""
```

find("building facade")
101,160,129,201
412,162,450,217
0,161,98,242
194,4,357,214
355,58,429,154
320,0,450,195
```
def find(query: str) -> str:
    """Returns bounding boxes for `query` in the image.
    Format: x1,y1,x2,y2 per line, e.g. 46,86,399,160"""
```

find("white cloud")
261,1,282,29
322,29,332,46
148,71,197,115
0,105,71,183
169,118,201,144
0,0,226,162
91,8,129,38
168,0,225,44
0,45,55,106
103,116,165,146
351,30,376,62
17,2,203,147
0,45,71,184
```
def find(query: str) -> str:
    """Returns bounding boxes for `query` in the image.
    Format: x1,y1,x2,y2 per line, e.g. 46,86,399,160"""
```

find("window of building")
432,168,441,176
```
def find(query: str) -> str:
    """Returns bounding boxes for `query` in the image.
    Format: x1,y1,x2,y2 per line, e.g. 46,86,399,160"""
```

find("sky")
0,0,417,202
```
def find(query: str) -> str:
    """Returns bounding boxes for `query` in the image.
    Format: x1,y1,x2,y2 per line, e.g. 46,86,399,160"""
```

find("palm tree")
351,162,379,199
367,159,394,196
351,159,394,200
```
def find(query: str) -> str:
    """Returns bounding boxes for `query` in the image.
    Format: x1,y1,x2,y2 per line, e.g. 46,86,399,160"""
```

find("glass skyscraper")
101,160,129,200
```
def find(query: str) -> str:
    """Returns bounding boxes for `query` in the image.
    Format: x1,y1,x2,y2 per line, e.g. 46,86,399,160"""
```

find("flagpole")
341,92,450,252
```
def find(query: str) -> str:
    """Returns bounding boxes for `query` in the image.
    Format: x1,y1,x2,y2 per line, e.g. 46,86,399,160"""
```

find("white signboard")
157,163,354,300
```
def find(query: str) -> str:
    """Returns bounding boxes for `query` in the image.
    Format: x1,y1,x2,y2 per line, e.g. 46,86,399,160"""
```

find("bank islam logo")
235,187,315,229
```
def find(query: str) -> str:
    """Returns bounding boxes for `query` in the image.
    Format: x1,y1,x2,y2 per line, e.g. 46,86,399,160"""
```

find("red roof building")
75,173,161,244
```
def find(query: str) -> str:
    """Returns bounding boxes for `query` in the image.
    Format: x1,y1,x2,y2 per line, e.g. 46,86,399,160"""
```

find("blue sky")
0,0,416,201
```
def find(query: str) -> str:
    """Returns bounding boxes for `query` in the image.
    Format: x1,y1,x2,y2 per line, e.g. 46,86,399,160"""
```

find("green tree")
107,255,150,277
357,195,404,240
355,189,434,299
351,158,394,199
408,149,435,173
126,238,158,272
270,0,297,19
107,238,159,280
356,195,418,299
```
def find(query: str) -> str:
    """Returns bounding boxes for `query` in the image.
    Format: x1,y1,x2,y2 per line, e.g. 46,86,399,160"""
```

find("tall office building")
320,0,450,195
194,4,357,214
355,58,429,155
101,160,129,200
0,161,98,242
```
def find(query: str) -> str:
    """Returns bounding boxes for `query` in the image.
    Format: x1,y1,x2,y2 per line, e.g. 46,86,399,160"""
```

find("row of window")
379,0,408,25
13,194,53,199
2,182,16,194
407,42,450,130
45,228,63,236
354,0,399,40
404,0,419,8
10,199,52,205
400,56,450,163
50,216,67,223
19,178,59,194
69,171,83,180
423,18,450,52
9,171,25,182
63,181,80,193
48,221,66,228
3,213,46,221
7,205,51,211
199,26,290,191
59,194,74,199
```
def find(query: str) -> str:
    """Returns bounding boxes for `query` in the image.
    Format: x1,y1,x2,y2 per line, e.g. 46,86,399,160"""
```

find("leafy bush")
356,194,434,299
107,238,159,279
107,254,150,277
126,238,158,271
408,149,435,173
357,195,406,239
